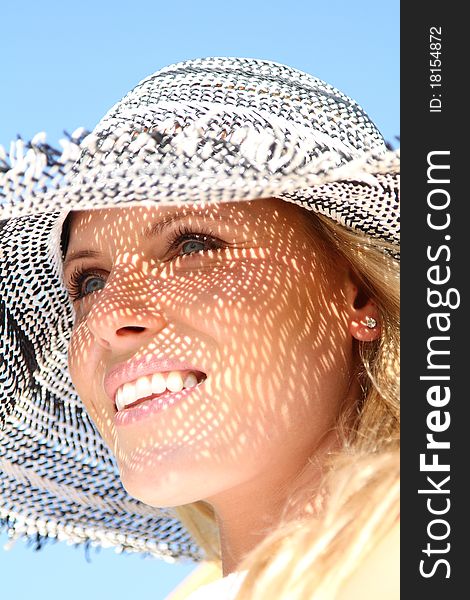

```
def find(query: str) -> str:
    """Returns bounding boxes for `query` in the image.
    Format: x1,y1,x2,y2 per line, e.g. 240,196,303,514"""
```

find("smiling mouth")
115,370,207,411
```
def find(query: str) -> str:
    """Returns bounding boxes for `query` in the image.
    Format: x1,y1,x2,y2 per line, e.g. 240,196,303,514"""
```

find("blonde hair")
173,209,400,597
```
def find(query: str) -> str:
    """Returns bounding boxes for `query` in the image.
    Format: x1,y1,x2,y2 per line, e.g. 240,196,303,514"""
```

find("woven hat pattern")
0,57,399,559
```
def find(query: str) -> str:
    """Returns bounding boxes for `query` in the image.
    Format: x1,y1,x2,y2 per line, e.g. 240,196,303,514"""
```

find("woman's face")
64,198,362,508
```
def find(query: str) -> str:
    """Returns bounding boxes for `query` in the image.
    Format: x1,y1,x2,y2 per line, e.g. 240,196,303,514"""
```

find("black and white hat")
0,57,399,561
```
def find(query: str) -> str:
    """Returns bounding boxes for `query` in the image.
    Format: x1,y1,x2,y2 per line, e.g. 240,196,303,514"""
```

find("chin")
117,460,213,508
119,466,178,507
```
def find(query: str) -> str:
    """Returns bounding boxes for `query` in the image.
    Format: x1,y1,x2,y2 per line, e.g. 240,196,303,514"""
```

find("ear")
346,270,381,342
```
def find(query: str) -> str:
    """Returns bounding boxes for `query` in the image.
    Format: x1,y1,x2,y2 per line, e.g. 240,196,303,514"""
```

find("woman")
0,57,399,598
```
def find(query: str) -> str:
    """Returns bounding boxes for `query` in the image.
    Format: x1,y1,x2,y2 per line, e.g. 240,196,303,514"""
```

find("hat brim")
1,128,399,247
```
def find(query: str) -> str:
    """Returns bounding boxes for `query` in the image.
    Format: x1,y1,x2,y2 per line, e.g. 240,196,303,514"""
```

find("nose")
84,267,168,352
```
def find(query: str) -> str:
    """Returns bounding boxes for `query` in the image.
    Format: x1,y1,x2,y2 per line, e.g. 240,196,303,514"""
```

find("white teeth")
116,388,125,411
151,372,166,394
114,370,203,410
183,372,198,388
166,371,184,393
136,375,152,399
122,383,135,405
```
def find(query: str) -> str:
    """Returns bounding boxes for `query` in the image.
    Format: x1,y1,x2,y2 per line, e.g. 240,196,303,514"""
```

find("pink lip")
104,356,207,407
114,384,204,427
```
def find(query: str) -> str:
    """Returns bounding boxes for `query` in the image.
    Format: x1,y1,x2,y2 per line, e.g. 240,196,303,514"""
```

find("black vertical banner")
401,4,466,597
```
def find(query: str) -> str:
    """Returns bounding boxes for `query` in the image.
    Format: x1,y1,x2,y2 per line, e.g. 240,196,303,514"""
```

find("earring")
360,316,377,329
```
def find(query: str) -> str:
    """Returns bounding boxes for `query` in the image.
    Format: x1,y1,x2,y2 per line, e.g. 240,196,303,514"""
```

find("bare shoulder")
336,522,400,600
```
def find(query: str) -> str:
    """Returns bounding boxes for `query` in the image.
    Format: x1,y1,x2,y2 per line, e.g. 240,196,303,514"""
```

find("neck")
209,430,341,577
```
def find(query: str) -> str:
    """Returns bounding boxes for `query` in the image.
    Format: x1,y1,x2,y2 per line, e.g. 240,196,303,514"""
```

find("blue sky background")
0,1,399,597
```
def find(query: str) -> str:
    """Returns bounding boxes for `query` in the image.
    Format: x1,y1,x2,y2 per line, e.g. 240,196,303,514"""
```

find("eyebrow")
63,249,103,271
142,212,194,239
63,211,224,271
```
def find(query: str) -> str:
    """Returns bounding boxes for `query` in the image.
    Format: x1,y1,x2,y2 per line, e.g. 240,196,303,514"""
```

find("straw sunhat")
0,57,399,561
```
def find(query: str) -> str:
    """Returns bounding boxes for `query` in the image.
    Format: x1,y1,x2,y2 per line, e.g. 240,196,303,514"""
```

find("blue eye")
83,276,106,295
167,224,229,259
180,240,206,254
67,268,106,302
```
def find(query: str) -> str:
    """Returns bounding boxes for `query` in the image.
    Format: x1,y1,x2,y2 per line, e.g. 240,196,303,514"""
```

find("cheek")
164,258,311,338
176,255,344,341
67,322,115,443
225,259,351,430
168,258,350,429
